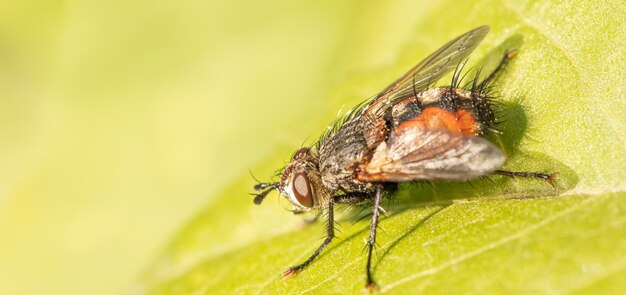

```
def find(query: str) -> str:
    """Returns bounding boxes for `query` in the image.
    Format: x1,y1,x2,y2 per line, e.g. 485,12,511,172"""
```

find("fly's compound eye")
292,172,313,208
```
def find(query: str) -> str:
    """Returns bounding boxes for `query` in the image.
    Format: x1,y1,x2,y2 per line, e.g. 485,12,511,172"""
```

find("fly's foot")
365,281,379,293
505,49,518,59
281,267,299,279
545,172,559,188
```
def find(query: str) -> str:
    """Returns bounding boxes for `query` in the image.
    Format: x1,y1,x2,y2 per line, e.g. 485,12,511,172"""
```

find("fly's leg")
475,49,517,90
282,197,335,278
493,170,558,188
365,185,383,291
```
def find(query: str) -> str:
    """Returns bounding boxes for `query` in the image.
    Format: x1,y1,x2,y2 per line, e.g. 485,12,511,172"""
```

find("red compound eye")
292,172,313,208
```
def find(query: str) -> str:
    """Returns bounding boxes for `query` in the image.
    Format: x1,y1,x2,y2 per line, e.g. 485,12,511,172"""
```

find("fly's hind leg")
493,170,558,188
475,49,517,90
282,197,336,278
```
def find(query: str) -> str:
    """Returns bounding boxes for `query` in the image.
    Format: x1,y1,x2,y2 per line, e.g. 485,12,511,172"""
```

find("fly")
252,25,555,290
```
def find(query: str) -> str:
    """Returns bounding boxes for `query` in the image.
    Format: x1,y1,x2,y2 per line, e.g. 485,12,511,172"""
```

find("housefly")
252,25,555,290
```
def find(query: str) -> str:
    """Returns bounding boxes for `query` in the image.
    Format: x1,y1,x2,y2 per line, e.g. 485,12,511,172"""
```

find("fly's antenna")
250,170,279,205
252,184,278,205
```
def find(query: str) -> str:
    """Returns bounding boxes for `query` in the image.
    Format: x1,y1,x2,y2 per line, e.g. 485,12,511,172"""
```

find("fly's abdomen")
389,87,497,136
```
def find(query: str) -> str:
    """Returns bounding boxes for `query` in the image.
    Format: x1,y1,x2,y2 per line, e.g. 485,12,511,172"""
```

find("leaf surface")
138,1,626,294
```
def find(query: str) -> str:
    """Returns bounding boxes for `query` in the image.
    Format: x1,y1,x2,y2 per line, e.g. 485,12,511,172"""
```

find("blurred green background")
1,0,624,294
0,1,429,294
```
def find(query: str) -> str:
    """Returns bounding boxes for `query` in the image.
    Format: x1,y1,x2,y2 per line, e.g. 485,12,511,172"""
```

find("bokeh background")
0,1,431,294
2,0,625,294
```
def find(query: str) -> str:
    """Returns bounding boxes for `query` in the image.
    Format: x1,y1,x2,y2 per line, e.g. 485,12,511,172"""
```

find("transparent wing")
364,26,490,115
358,123,505,182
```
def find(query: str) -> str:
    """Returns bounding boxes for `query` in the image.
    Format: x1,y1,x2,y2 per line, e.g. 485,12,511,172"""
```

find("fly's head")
253,147,325,212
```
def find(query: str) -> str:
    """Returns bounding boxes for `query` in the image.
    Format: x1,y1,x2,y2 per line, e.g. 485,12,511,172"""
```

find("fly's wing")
363,26,490,116
358,123,505,182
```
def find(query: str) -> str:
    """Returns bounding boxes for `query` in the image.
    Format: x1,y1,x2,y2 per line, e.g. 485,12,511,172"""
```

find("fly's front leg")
493,170,558,187
365,184,383,291
282,197,335,278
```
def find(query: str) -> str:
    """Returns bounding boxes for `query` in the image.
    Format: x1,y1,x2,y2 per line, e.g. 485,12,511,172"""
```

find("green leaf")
137,1,626,294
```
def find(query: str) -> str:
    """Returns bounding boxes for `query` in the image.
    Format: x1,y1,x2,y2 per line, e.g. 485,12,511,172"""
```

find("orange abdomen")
397,107,480,136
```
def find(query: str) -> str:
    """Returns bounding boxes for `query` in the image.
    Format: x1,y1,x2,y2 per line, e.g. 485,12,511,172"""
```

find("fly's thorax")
317,118,385,194
278,147,330,211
